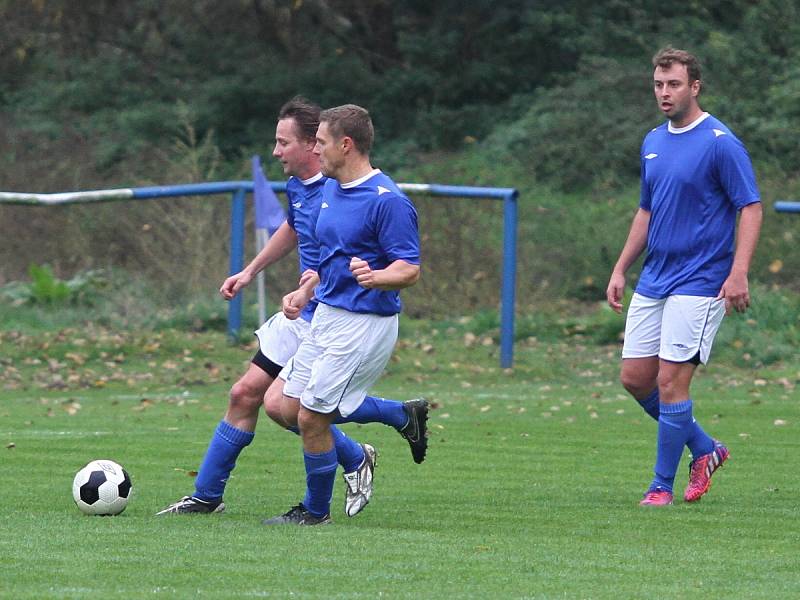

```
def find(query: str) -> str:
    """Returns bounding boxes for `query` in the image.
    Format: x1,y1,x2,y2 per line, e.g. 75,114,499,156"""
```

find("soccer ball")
72,459,133,516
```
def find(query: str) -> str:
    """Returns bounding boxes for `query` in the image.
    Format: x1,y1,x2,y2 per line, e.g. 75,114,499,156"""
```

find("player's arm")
606,208,650,313
349,257,420,290
716,202,762,313
282,270,320,320
219,221,297,300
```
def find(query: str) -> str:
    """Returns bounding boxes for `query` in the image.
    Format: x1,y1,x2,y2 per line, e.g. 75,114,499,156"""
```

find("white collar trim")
341,169,381,189
668,112,710,134
300,173,323,185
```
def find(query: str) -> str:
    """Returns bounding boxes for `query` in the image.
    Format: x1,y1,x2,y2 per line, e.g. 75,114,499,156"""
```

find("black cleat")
399,398,429,464
262,503,331,526
155,495,225,515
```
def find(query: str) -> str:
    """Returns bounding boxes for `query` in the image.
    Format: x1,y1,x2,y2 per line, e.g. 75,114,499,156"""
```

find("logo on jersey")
321,202,329,209
377,186,391,195
645,153,658,160
293,202,302,208
713,129,726,137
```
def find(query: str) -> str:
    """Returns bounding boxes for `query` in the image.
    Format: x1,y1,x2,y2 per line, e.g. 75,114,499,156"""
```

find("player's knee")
229,379,264,413
263,392,284,425
297,408,326,436
620,370,649,398
656,371,680,397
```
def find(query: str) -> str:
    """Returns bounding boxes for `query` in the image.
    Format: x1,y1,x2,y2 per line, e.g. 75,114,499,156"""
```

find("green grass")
1,321,799,599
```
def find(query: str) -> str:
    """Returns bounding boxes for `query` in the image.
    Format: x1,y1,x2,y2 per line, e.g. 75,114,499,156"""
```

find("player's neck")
336,156,374,186
670,105,704,129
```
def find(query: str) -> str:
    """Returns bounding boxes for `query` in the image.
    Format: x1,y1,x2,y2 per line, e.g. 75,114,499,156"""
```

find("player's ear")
340,136,354,154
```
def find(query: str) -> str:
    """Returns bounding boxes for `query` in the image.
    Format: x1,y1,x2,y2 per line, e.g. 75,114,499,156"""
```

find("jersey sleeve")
285,186,297,230
375,194,420,265
639,155,652,211
713,134,760,209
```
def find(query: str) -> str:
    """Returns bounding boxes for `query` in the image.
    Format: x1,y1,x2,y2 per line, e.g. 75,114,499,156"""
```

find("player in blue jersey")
263,104,421,526
606,48,762,506
157,98,427,516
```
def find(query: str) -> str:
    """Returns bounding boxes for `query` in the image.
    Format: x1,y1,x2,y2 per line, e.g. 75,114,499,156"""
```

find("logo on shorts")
645,153,658,159
321,202,329,209
672,343,688,349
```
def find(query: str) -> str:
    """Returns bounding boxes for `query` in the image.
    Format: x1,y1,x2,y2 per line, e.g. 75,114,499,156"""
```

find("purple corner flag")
252,155,286,235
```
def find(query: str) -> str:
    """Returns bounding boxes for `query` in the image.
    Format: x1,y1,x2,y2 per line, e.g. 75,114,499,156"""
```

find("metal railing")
1,181,519,367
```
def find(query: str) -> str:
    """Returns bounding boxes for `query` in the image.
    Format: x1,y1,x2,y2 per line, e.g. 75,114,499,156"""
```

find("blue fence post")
227,187,247,342
500,190,518,369
775,201,800,214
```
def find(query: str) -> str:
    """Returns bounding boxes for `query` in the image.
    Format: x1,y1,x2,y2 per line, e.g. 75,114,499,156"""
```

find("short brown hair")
652,47,702,92
278,96,321,142
319,104,374,155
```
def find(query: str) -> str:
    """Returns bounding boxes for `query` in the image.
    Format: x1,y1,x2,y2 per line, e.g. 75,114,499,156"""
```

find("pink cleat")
639,487,674,506
684,441,730,502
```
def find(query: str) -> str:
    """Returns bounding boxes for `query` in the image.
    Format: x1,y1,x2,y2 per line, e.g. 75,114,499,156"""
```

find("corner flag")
252,155,286,235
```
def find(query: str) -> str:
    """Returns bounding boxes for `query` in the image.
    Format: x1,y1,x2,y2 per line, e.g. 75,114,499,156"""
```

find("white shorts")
254,312,311,367
280,303,398,417
622,293,726,364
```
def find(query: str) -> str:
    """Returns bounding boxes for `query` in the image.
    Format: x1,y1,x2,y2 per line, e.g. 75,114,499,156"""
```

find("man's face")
272,118,314,177
313,121,346,179
653,63,700,126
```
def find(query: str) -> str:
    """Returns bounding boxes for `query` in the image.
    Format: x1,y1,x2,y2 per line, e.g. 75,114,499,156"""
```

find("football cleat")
639,487,674,506
342,443,376,517
155,495,225,515
399,398,429,464
262,503,331,526
684,440,730,503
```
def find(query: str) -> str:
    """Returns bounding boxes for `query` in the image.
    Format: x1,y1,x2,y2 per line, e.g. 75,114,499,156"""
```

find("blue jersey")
314,169,420,316
637,113,760,299
286,174,326,321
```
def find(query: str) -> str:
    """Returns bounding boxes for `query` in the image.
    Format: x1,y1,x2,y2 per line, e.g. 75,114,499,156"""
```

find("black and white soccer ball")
72,459,132,515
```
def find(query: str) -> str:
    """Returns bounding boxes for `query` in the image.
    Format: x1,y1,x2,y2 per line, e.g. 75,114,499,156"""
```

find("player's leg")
620,293,663,419
663,296,729,502
333,395,430,463
265,369,368,480
642,295,728,505
157,312,296,515
156,359,274,515
264,306,396,524
643,358,697,504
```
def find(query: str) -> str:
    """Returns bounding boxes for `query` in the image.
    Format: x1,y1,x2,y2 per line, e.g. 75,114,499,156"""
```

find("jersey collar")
341,169,381,189
300,172,324,185
668,112,710,134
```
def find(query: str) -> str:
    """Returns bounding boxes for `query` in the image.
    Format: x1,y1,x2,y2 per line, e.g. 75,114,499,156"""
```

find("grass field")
1,320,799,599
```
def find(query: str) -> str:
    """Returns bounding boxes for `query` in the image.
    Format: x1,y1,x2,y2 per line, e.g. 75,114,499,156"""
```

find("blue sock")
335,395,408,430
638,390,714,457
651,400,693,492
285,425,364,472
686,414,715,458
194,420,254,502
330,426,364,473
303,447,338,517
637,389,660,420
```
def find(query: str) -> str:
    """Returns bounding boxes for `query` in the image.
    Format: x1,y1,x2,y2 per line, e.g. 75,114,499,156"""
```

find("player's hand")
350,257,377,288
298,269,318,287
219,271,253,301
282,288,310,320
716,271,750,314
606,272,626,313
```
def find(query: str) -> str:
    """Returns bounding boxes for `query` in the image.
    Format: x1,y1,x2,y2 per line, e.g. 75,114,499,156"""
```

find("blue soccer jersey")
636,113,760,299
286,173,326,321
314,169,420,315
